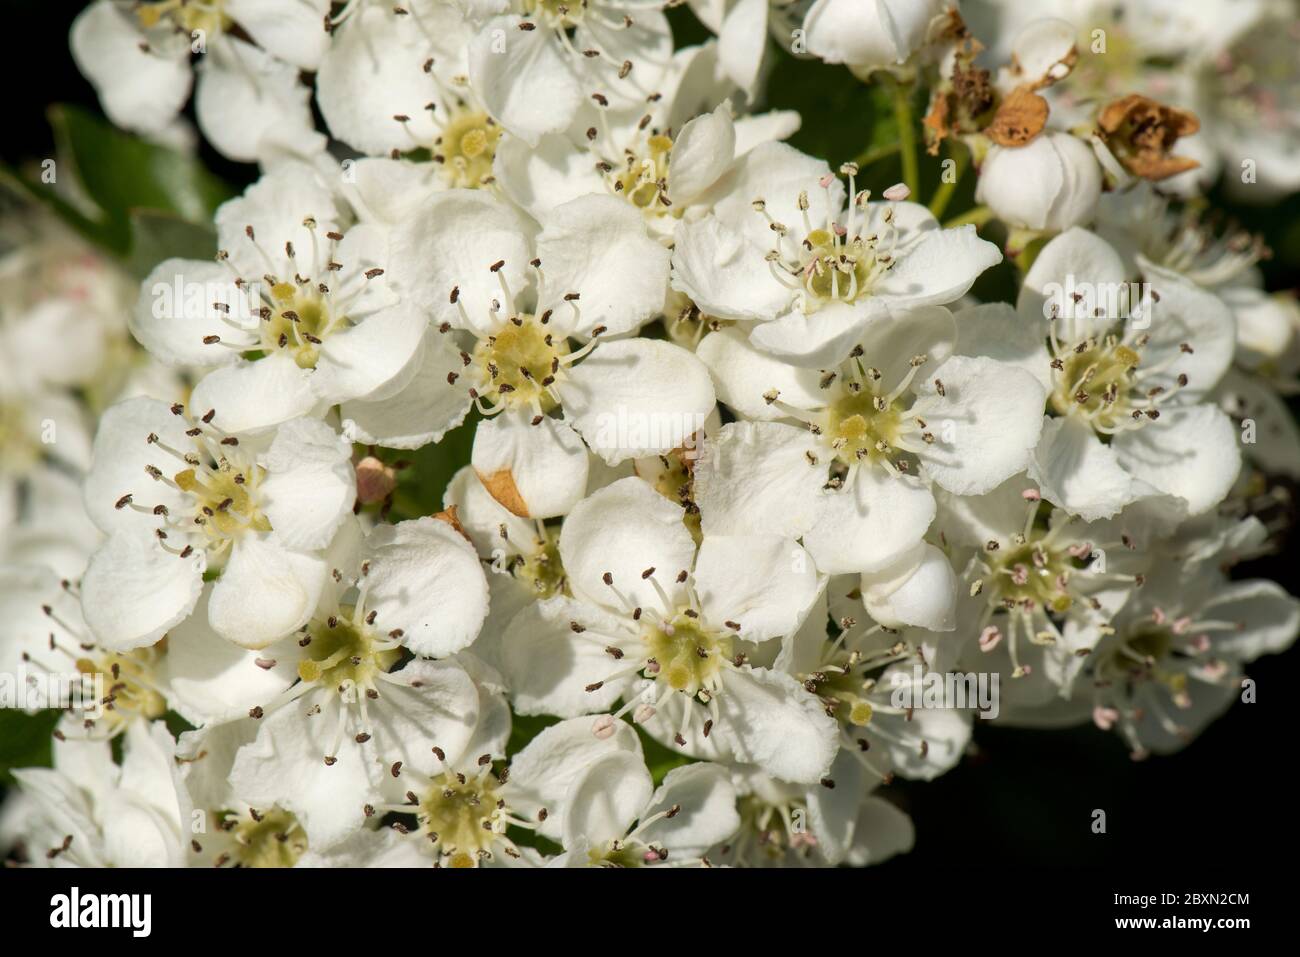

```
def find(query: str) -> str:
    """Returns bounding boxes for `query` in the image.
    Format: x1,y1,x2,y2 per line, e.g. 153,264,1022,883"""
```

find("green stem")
927,140,969,220
942,204,993,230
890,78,920,198
851,141,901,171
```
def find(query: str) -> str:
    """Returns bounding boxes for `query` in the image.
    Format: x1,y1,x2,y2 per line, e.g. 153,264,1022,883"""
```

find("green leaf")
126,208,217,279
24,104,235,257
0,709,61,786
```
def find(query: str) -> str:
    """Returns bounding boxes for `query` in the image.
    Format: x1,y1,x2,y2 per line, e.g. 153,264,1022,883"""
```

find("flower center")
136,0,229,34
262,282,335,370
75,645,167,734
587,838,660,867
642,612,733,696
470,313,570,411
520,0,583,29
434,108,501,189
514,531,566,599
821,386,908,467
297,607,402,692
609,134,673,213
173,459,270,541
219,807,308,868
417,770,506,867
986,537,1078,615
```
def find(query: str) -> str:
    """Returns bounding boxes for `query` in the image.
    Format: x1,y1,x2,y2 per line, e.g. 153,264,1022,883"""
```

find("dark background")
2,0,1297,872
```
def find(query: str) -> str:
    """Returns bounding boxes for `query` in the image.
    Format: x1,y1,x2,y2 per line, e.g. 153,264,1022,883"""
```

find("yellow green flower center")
643,613,733,696
76,645,167,734
417,770,505,867
434,109,501,189
297,607,401,691
472,313,570,410
263,282,335,369
221,807,308,868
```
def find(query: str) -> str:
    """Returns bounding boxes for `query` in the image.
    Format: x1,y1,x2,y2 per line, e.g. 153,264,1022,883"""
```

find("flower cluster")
1,0,1297,868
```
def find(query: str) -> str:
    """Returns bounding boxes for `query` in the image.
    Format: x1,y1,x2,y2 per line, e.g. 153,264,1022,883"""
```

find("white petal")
81,532,204,651
389,190,532,336
1112,405,1241,516
694,535,820,642
953,302,1052,391
560,339,715,465
750,300,888,368
873,225,1003,308
472,411,589,519
560,476,695,613
535,195,669,337
713,666,839,784
189,353,319,436
260,418,356,552
132,259,258,367
341,328,473,450
316,5,441,154
637,763,740,856
914,355,1046,496
1028,416,1140,521
159,588,298,725
694,420,826,540
362,517,490,656
803,466,936,575
669,104,737,204
561,751,652,849
670,215,791,322
209,536,328,647
696,326,825,421
70,2,191,134
506,714,643,842
859,543,957,631
469,15,581,145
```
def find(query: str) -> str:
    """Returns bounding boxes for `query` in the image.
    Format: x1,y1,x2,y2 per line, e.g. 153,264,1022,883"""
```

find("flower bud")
976,131,1102,232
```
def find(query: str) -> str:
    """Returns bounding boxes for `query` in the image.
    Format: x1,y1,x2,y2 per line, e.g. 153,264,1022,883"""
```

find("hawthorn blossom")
70,0,323,161
709,754,914,867
467,1,675,146
225,516,492,849
967,227,1241,520
691,306,1045,574
79,397,356,650
137,164,427,434
372,189,714,517
495,476,838,784
672,146,1002,366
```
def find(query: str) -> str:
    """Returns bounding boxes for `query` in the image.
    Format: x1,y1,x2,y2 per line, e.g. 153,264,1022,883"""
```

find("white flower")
975,131,1102,234
938,474,1178,709
1,565,300,737
70,0,324,160
692,307,1046,575
494,476,836,784
496,90,799,241
709,754,914,866
549,754,740,866
136,165,427,434
374,714,644,867
1078,549,1299,758
786,590,972,780
226,516,492,850
12,720,187,867
801,0,953,75
673,146,1002,366
981,228,1241,519
376,189,713,517
468,2,674,145
79,397,356,650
